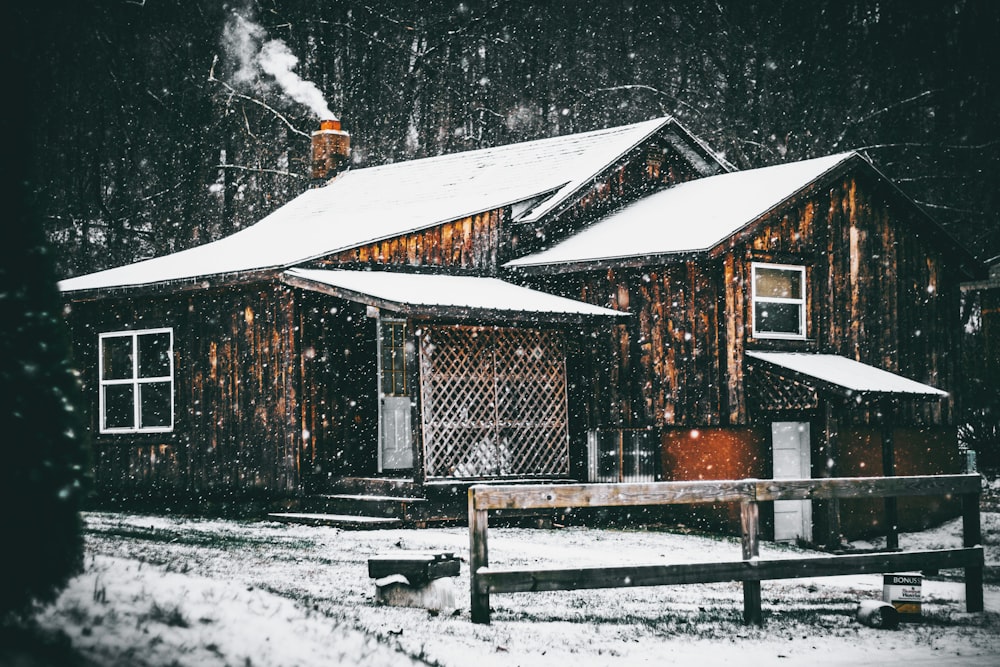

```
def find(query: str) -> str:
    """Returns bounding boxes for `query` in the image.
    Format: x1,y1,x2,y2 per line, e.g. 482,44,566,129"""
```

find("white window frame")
98,327,175,433
751,262,807,340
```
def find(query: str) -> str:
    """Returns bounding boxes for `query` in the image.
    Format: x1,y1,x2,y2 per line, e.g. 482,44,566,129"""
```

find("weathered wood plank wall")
296,292,378,484
68,284,308,499
319,209,504,271
739,172,958,425
546,263,724,430
550,170,961,432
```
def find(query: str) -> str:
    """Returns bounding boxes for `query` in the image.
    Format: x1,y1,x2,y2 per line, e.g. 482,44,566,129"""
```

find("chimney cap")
319,119,341,132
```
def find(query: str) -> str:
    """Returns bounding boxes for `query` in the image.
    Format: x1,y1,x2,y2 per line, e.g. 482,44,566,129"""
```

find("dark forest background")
12,0,1000,278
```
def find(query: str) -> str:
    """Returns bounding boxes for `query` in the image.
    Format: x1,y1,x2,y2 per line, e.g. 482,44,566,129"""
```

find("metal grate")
587,429,659,482
419,325,570,478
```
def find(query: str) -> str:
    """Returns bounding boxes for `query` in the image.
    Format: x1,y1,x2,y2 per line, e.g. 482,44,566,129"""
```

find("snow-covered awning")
281,268,628,323
746,351,948,399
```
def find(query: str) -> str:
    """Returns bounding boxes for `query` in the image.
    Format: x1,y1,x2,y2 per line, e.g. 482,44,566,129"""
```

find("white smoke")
222,9,336,121
258,40,335,121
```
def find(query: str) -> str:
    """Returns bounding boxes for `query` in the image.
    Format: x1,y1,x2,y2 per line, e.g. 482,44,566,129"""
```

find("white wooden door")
771,421,812,542
378,318,413,472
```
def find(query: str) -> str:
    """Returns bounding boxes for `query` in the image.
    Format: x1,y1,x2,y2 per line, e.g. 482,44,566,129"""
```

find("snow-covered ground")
30,509,1000,666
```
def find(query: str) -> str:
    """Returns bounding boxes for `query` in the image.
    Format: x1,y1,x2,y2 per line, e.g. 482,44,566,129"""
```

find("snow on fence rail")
467,474,984,625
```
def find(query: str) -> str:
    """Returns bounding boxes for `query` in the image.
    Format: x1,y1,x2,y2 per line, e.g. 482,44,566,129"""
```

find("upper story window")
98,328,174,433
751,263,807,339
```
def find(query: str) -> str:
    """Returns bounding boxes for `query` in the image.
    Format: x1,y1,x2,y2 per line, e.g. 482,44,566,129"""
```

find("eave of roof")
504,152,858,273
59,117,681,295
281,268,628,323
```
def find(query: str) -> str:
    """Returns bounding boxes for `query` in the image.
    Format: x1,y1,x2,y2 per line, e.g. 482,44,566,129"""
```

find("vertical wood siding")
318,209,504,271
549,171,960,431
540,262,723,430
69,284,308,499
296,293,378,482
737,173,957,426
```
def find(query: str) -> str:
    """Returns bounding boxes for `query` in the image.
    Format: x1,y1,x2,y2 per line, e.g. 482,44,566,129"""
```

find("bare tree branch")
913,200,991,216
214,164,307,180
208,55,309,138
579,84,702,116
855,139,1000,152
850,89,940,126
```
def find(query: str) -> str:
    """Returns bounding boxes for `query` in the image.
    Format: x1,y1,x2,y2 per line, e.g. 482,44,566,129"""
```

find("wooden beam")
963,491,984,613
753,474,980,501
475,548,984,595
820,400,842,550
469,475,980,510
471,480,755,511
741,500,762,625
881,403,899,550
408,322,425,486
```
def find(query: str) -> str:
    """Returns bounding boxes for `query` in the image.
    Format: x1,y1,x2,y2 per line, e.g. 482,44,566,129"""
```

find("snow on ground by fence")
26,509,1000,667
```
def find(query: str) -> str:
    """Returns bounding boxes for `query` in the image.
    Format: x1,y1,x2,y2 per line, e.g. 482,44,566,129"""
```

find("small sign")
883,573,922,618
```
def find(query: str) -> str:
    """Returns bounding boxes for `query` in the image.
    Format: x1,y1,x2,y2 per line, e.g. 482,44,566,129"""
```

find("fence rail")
467,474,984,625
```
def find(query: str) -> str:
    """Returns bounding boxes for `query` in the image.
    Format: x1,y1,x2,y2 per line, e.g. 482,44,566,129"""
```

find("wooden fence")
467,474,984,625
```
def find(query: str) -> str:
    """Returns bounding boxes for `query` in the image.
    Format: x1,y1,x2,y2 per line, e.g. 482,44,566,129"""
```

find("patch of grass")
84,522,316,552
143,601,189,628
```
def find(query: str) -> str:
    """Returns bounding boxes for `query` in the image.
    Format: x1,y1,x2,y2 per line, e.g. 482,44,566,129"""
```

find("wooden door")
771,421,813,542
378,319,413,471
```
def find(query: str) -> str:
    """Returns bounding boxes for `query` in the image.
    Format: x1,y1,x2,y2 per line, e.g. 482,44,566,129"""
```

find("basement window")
751,263,807,339
98,328,174,433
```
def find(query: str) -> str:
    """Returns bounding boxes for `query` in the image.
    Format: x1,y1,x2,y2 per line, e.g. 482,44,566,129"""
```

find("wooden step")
267,512,403,529
301,494,427,520
326,477,419,497
316,493,427,504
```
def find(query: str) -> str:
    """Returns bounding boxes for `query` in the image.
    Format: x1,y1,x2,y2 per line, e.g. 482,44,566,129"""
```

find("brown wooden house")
60,116,980,539
506,149,982,540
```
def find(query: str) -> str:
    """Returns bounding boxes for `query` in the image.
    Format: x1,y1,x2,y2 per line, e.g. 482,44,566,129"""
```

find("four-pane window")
751,263,807,339
99,328,174,433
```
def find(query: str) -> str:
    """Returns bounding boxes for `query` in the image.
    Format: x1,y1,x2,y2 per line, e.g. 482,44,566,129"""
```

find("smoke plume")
222,9,336,121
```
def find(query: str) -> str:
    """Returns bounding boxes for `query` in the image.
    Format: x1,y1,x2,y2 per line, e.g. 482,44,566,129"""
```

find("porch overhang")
281,268,629,324
746,351,949,403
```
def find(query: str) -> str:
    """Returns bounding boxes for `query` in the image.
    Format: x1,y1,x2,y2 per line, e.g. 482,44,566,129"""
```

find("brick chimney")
311,119,351,181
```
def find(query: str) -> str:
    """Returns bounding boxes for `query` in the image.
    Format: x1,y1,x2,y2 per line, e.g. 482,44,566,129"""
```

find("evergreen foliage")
1,4,88,622
0,163,89,622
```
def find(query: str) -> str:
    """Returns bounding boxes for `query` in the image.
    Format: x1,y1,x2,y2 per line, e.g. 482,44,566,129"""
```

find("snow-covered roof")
59,117,688,294
282,268,627,319
505,152,858,269
746,351,948,398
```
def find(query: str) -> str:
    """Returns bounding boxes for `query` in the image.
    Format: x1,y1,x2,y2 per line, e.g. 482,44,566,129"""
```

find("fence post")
962,488,984,613
469,488,491,624
880,405,899,550
741,498,763,625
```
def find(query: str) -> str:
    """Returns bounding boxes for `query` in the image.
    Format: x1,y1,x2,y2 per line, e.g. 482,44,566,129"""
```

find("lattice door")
419,325,569,478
